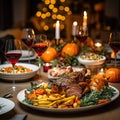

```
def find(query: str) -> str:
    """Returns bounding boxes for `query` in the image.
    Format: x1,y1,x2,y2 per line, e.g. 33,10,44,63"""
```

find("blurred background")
0,0,120,40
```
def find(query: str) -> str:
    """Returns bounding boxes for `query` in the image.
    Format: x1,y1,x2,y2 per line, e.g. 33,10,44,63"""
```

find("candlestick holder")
55,38,59,46
43,63,52,72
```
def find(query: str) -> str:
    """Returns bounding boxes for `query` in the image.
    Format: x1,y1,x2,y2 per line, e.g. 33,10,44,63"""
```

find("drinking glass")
21,28,35,63
108,32,120,67
76,26,88,44
32,34,48,77
5,39,22,91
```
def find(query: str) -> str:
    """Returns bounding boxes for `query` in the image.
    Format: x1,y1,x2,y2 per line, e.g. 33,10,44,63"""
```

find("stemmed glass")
108,32,120,67
5,39,22,91
21,28,35,63
32,34,48,77
76,26,88,45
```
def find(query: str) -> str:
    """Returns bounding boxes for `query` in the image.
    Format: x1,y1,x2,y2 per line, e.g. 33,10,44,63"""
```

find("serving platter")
17,85,119,113
48,66,84,80
0,63,39,81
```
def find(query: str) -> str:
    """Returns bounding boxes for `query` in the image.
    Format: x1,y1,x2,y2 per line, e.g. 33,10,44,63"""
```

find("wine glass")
76,26,88,44
21,28,35,63
5,39,22,91
32,34,48,77
109,32,120,67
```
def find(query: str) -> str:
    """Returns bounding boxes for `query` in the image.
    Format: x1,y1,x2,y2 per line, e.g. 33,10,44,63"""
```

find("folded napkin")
9,114,27,120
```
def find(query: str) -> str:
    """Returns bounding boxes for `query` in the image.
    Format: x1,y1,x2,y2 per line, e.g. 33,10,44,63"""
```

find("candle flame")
84,11,87,17
56,20,60,25
95,42,102,47
73,21,78,26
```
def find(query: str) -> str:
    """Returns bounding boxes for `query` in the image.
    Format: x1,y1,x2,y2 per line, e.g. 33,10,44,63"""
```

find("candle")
72,21,78,36
83,11,87,28
98,68,105,76
94,42,102,51
43,63,52,72
55,20,60,40
95,42,102,48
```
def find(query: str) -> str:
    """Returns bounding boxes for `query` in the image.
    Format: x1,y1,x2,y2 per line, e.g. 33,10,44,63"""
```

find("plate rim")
0,97,15,115
17,85,119,113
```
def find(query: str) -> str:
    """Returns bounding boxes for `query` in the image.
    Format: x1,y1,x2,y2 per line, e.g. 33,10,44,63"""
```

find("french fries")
25,83,80,108
33,94,80,108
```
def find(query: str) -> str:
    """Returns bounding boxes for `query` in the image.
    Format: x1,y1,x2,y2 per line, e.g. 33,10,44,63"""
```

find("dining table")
0,63,120,120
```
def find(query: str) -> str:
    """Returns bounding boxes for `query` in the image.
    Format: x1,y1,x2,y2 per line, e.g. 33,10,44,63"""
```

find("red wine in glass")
76,35,88,43
109,32,120,67
5,52,22,66
32,43,48,56
109,42,120,53
21,28,35,63
5,39,22,91
22,38,34,48
76,26,88,44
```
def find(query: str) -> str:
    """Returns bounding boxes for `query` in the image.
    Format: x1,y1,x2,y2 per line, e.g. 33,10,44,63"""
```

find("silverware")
2,92,13,98
0,88,13,98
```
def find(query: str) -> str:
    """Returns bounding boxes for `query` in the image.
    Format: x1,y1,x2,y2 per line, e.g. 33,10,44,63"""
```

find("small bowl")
77,55,106,66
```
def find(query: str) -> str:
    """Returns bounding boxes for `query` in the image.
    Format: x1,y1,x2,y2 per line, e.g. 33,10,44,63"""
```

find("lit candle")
83,11,87,28
55,20,60,40
72,21,78,36
98,68,105,76
94,42,102,51
95,42,102,48
43,63,52,72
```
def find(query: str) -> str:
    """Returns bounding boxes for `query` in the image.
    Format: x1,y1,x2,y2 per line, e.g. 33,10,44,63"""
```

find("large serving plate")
0,63,39,81
17,85,119,113
77,55,106,66
0,97,15,115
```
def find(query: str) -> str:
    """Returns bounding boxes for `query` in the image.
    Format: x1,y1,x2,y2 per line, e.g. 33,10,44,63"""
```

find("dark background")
0,0,120,31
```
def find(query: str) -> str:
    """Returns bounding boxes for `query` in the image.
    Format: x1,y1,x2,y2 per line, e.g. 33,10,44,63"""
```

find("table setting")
0,12,120,120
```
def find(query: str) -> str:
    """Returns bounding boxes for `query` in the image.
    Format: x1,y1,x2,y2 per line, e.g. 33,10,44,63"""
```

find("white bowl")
77,56,106,66
0,63,39,81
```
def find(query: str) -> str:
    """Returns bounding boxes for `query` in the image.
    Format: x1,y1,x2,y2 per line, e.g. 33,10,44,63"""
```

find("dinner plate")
0,63,39,81
17,85,119,113
19,50,37,61
21,50,34,58
0,97,15,115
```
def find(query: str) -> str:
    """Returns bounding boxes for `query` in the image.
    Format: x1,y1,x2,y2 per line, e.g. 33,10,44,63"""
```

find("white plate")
0,97,15,115
17,85,119,113
21,50,34,58
48,66,84,80
19,54,37,61
77,56,106,66
20,50,37,61
0,63,39,81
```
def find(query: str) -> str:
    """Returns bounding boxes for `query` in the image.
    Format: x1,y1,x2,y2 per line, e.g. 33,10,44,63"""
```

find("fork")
0,88,13,98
